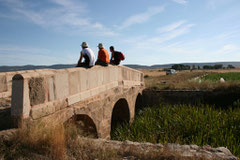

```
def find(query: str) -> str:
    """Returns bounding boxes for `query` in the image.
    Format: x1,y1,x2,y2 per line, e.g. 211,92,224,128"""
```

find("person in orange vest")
95,43,110,66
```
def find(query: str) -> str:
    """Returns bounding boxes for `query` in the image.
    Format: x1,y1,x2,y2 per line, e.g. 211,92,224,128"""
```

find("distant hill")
125,62,240,69
0,64,75,72
1,62,240,72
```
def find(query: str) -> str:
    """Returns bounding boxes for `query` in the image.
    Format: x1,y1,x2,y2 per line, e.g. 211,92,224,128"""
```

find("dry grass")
140,68,240,90
0,117,234,159
0,120,119,160
14,121,66,160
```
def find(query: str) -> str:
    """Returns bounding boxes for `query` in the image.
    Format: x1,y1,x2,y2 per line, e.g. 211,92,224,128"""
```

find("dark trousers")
95,60,108,66
76,63,92,68
76,55,92,68
110,60,120,65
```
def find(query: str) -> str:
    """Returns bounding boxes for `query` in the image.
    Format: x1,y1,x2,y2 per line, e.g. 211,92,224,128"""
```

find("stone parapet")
0,69,54,98
10,66,144,120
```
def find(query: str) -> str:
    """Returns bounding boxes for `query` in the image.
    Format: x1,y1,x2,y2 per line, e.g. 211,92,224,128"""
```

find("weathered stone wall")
10,65,144,138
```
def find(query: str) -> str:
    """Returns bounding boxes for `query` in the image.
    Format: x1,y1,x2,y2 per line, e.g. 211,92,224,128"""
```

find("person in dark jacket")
110,46,122,65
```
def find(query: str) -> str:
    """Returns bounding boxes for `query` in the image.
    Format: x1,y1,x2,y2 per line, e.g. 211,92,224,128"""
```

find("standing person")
110,46,125,65
95,43,110,66
77,42,95,68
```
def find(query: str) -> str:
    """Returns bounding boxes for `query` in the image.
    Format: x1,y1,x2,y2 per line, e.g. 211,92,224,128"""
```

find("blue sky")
0,0,240,66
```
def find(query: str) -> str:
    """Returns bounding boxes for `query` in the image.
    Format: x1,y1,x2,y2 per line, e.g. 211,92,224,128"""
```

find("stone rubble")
79,137,238,160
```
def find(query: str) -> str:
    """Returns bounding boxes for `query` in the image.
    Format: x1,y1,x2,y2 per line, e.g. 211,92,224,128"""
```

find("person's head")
81,42,88,49
110,46,114,52
98,43,104,49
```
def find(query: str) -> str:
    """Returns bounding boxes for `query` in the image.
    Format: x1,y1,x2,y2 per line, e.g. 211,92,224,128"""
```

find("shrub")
144,75,150,78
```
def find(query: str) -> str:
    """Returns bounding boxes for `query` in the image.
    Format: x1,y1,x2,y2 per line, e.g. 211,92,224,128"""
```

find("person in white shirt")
77,42,95,68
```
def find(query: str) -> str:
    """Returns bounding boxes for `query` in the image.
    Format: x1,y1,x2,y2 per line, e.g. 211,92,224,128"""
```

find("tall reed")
112,104,240,157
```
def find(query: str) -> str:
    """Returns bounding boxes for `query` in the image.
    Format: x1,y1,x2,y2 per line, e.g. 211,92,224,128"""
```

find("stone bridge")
7,66,144,139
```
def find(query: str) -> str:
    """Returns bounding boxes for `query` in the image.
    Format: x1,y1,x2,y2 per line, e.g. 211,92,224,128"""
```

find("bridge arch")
135,93,143,114
64,114,98,138
110,98,130,136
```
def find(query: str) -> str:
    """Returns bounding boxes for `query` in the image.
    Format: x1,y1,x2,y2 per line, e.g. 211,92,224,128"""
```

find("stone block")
106,81,118,90
66,68,79,73
31,102,55,119
28,72,41,78
74,105,86,115
26,70,35,73
88,68,98,89
123,80,141,86
47,76,56,101
0,73,7,92
118,67,123,81
79,69,88,92
97,68,104,86
137,73,141,81
132,72,137,81
90,87,100,97
16,70,27,74
80,90,91,101
129,70,133,80
98,85,106,93
31,105,44,119
90,109,103,122
55,71,69,99
53,99,68,110
103,105,113,119
37,70,55,77
113,67,119,81
140,73,144,82
0,92,11,98
99,119,111,130
11,74,30,119
109,66,115,82
6,73,15,92
67,93,81,106
69,70,80,95
103,68,110,84
122,68,128,80
28,77,46,106
45,102,56,115
35,68,52,72
59,108,74,123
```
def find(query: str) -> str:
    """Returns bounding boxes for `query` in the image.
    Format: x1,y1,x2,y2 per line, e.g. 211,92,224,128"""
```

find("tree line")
171,64,235,70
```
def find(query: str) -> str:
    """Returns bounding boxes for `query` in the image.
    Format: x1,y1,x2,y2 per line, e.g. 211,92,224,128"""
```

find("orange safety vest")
98,48,110,63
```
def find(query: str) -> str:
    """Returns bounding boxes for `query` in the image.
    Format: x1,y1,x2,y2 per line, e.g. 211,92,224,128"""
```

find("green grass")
111,104,240,157
203,72,240,82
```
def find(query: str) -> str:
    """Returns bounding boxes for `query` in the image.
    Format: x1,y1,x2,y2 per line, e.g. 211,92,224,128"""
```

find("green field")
203,72,240,82
111,104,240,157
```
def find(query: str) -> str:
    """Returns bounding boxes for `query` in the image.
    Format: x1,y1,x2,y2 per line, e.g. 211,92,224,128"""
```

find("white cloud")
0,0,116,36
156,20,186,33
124,20,195,48
172,0,188,4
215,44,238,54
206,0,234,10
119,6,165,29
